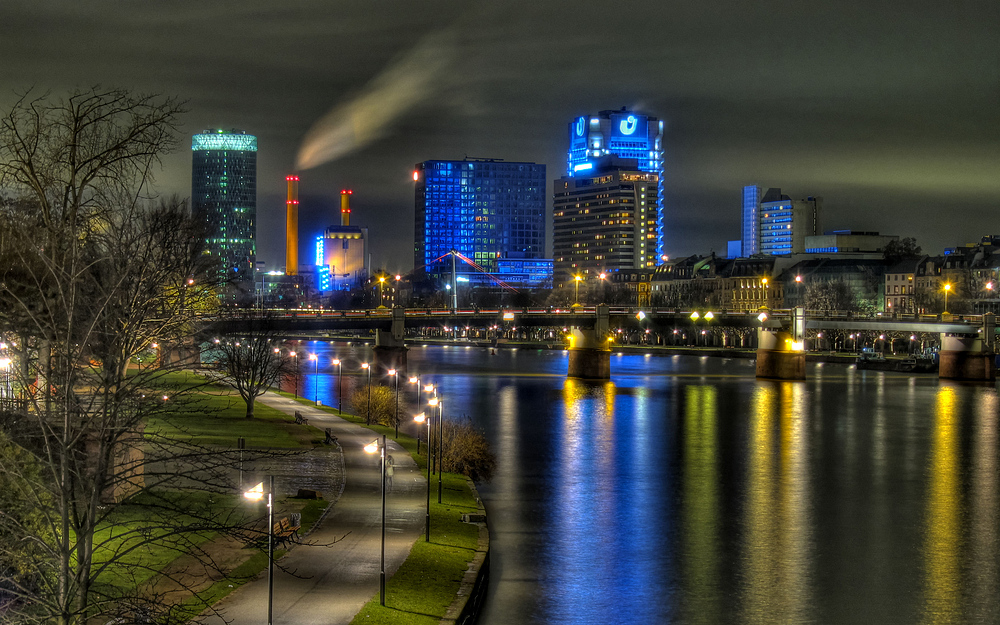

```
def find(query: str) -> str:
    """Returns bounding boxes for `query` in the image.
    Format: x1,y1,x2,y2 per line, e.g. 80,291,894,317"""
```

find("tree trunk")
245,397,255,419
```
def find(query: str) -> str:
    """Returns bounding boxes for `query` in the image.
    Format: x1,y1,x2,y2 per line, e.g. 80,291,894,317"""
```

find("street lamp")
574,275,583,306
414,412,432,541
290,350,299,398
378,276,386,307
309,354,319,405
428,396,443,504
332,359,343,413
388,368,399,438
244,477,275,625
364,436,388,606
943,282,952,313
361,362,372,424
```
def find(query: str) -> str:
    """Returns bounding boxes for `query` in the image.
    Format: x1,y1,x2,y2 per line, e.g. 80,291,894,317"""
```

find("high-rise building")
191,129,257,279
740,186,821,256
566,108,665,258
413,158,547,286
741,185,762,256
553,155,659,283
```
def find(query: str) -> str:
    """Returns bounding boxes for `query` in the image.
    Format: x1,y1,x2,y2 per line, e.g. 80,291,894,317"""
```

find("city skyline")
1,1,995,273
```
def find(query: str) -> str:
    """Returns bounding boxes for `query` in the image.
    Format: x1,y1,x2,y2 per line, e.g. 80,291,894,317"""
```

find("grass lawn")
144,372,325,448
273,394,488,625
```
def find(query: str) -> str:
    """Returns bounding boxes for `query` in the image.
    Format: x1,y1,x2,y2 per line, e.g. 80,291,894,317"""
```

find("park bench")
294,411,308,425
273,515,301,546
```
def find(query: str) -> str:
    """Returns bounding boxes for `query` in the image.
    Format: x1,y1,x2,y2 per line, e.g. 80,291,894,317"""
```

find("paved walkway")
203,392,426,625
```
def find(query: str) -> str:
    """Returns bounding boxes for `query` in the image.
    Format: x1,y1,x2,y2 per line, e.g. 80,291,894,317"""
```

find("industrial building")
316,189,369,292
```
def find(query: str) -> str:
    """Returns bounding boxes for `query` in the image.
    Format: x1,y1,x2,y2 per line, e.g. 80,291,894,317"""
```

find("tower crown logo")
619,115,638,135
575,117,586,136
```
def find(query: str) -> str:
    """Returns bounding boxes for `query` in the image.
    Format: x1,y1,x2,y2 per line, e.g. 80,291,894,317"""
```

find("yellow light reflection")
922,385,960,622
741,381,811,623
682,385,720,623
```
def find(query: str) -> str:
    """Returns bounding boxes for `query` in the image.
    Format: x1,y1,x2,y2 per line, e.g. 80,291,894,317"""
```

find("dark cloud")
1,0,996,272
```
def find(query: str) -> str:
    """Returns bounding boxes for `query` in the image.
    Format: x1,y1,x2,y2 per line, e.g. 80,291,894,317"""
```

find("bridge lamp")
795,275,802,283
987,281,994,291
910,335,917,341
704,311,714,320
636,311,646,320
943,282,952,313
690,311,700,320
757,312,768,323
573,275,583,305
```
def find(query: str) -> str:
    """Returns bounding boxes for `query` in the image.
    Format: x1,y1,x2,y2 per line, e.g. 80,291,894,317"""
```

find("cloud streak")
295,30,455,170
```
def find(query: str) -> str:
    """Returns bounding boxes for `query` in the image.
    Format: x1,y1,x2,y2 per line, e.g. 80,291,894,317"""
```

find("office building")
413,158,548,287
191,129,257,279
316,189,369,292
553,155,659,283
741,187,821,256
567,108,665,258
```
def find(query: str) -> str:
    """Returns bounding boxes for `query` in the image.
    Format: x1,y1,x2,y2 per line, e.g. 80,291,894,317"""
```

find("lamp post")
361,362,371,424
388,369,400,438
378,276,386,307
290,351,299,398
244,477,274,625
364,436,388,605
428,396,444,503
413,412,432,542
332,358,343,413
310,354,319,405
943,282,951,313
574,275,582,306
424,384,436,474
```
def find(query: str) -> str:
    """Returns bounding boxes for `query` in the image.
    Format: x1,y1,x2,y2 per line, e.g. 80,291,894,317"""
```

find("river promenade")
202,392,426,625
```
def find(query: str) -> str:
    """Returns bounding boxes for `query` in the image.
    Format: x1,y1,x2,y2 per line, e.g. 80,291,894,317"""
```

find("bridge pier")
567,329,611,379
938,334,995,381
372,307,408,374
755,329,805,380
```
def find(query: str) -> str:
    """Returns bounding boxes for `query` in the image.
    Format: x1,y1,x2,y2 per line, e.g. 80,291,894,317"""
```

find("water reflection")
923,386,960,623
741,382,812,624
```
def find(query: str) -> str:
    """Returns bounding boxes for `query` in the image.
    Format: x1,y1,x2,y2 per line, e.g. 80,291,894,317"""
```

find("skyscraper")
566,108,665,258
553,155,659,283
413,158,547,286
741,186,821,256
191,129,257,279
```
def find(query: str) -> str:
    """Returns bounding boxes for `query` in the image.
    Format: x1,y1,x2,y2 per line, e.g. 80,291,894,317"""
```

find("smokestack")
340,189,352,227
286,175,299,276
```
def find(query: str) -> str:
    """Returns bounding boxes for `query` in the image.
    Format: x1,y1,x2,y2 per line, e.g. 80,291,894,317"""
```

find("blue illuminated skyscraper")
191,129,257,279
741,184,762,256
413,159,548,286
566,108,665,259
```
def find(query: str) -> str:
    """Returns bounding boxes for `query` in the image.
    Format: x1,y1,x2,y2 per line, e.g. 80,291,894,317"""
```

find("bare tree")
349,384,395,427
210,313,295,419
0,88,275,625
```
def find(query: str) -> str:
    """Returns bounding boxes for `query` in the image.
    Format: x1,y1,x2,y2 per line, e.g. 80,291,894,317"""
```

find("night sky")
1,1,996,273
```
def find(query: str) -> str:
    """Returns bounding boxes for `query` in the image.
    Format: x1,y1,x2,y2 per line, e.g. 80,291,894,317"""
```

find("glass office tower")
191,129,257,279
566,108,665,260
413,159,547,286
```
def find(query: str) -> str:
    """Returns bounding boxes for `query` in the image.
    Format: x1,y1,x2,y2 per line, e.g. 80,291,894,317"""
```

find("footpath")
202,392,426,625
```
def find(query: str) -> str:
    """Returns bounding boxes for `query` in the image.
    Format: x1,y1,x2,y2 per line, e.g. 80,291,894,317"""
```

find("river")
295,341,999,624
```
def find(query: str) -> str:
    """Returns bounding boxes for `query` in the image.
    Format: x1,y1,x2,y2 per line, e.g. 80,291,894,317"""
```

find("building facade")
740,187,821,256
413,158,547,287
741,185,762,256
191,129,257,280
316,189,369,292
566,108,665,259
553,156,659,284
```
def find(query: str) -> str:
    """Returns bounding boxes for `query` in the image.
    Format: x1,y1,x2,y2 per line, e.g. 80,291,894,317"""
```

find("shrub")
440,418,496,483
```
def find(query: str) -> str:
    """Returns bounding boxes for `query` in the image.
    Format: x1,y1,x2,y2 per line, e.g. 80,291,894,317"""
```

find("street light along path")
202,392,426,625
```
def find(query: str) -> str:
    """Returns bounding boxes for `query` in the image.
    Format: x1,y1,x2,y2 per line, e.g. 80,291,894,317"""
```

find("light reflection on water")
291,342,1000,624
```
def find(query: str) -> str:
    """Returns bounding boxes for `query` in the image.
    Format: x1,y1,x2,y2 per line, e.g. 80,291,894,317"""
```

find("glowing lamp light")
795,275,802,283
757,312,768,322
690,311,700,320
413,171,419,181
414,413,426,424
361,362,369,370
503,312,515,321
333,358,341,366
987,282,994,290
790,341,805,352
409,376,419,384
428,397,439,407
910,335,917,341
704,311,714,320
364,440,379,454
423,384,434,393
243,482,264,501
0,358,10,370
636,311,646,320
388,368,396,376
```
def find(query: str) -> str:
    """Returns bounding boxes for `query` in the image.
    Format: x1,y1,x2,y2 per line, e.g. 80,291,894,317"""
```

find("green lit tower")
191,129,257,279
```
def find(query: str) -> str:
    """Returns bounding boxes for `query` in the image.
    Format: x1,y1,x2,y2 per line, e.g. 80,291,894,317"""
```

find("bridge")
203,306,997,382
